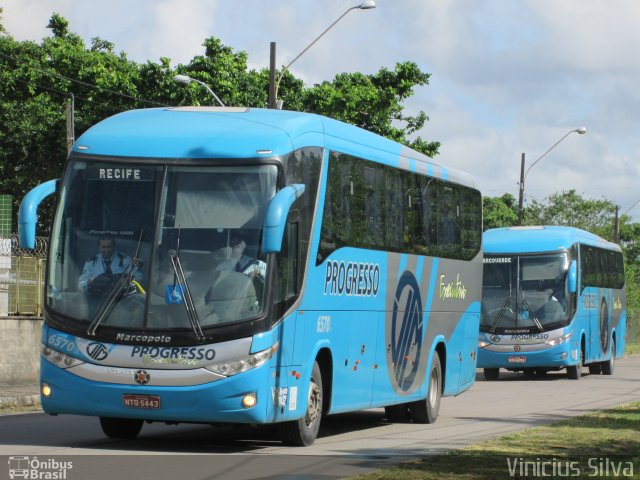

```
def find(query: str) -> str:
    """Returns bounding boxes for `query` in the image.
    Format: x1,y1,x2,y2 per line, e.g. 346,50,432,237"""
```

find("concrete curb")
0,394,41,410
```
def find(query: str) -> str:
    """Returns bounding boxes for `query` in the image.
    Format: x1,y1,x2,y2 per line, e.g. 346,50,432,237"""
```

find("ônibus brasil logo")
389,271,424,393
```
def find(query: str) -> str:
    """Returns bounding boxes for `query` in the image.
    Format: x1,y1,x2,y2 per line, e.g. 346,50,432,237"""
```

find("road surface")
1,355,639,480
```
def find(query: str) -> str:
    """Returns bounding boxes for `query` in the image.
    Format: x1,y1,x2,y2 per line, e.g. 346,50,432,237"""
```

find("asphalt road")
1,355,639,480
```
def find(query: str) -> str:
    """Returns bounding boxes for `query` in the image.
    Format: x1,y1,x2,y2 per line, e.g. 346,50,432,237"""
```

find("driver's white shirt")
79,252,140,291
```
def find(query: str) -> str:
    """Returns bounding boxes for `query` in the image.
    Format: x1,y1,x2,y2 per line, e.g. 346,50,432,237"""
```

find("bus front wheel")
99,417,143,439
408,354,442,424
279,361,323,446
566,346,583,380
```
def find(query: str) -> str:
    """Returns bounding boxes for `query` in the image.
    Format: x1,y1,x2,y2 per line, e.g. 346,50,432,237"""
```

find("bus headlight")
205,342,278,377
544,332,572,347
42,345,84,369
478,334,491,348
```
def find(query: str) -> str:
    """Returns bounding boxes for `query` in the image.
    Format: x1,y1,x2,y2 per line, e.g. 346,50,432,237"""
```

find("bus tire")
385,404,410,423
483,368,500,380
588,363,602,375
566,345,583,380
99,417,143,439
601,339,616,375
408,354,442,424
279,361,323,446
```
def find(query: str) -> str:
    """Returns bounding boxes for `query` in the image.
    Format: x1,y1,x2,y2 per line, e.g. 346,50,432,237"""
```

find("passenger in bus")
79,234,142,295
215,234,266,279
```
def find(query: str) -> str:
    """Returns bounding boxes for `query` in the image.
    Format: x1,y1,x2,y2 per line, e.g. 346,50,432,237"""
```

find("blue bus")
19,107,482,445
478,226,626,380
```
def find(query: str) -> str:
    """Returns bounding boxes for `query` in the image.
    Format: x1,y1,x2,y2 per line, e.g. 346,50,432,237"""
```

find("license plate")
507,356,527,364
123,394,161,409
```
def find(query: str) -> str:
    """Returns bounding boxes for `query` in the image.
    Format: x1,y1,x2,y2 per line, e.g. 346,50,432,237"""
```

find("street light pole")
268,0,376,109
517,127,587,225
173,74,225,107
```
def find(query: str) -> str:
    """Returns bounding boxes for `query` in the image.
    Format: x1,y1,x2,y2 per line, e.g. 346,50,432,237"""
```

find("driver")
79,234,142,294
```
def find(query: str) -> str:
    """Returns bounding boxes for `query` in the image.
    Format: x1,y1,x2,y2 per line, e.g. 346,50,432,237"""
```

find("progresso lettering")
324,260,380,297
131,346,216,361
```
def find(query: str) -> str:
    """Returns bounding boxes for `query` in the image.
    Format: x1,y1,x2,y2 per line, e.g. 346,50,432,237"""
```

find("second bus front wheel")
407,354,442,424
483,368,500,380
279,361,323,446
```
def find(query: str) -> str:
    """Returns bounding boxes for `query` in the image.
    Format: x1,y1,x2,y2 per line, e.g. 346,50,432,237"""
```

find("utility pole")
65,93,75,154
517,153,525,225
613,205,619,243
268,42,277,109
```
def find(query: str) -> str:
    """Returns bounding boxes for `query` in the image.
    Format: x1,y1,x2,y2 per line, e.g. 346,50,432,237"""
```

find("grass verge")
626,342,640,355
350,402,640,480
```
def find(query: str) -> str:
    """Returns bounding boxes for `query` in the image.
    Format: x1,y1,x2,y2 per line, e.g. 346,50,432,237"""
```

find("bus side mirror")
568,260,577,293
262,184,305,254
18,179,58,249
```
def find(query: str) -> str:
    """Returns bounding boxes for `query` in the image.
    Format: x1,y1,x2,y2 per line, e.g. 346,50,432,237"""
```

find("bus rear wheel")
588,363,602,375
483,368,500,380
99,417,143,439
385,404,410,422
601,339,616,375
407,354,442,424
279,361,323,446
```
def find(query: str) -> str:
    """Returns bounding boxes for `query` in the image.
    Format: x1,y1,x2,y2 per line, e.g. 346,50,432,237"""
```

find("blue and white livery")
20,107,482,445
478,226,626,380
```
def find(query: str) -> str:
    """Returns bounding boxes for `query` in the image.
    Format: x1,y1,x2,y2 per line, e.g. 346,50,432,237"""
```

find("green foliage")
525,189,617,238
482,193,518,230
301,62,439,157
1,14,439,233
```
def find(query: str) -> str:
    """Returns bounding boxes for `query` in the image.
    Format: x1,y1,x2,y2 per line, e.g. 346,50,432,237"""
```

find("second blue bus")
478,226,626,380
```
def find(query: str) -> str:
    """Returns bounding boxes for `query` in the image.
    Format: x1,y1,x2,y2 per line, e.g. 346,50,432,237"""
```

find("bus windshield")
47,159,278,333
481,253,570,333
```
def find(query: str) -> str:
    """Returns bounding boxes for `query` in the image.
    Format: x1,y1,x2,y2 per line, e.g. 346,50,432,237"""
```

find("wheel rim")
428,364,440,408
305,380,321,428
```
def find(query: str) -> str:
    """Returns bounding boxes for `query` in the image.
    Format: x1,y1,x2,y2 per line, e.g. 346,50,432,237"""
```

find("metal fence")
0,234,48,316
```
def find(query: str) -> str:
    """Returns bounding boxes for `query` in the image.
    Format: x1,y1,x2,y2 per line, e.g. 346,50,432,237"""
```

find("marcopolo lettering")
323,260,380,297
116,333,172,343
131,346,216,361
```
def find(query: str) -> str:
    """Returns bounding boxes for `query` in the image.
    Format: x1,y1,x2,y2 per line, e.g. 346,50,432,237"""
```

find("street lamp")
517,127,587,225
269,0,376,109
173,74,225,107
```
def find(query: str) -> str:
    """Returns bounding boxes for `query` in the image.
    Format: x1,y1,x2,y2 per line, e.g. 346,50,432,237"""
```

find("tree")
525,190,617,238
0,14,440,231
482,193,518,230
301,62,439,157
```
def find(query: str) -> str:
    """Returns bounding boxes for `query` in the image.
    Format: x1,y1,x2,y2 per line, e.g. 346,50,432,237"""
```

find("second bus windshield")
481,253,570,333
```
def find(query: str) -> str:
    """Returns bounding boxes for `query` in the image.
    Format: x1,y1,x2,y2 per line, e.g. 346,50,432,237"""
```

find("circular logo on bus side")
387,271,424,394
599,297,610,353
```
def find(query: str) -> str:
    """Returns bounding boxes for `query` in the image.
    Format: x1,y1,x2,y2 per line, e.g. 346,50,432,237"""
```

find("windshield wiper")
169,228,205,342
490,295,513,333
87,231,143,336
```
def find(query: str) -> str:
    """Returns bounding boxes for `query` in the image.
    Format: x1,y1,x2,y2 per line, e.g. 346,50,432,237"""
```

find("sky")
3,0,640,221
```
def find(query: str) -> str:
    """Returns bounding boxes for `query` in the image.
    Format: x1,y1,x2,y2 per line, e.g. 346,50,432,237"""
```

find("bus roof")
483,226,621,254
72,107,475,188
